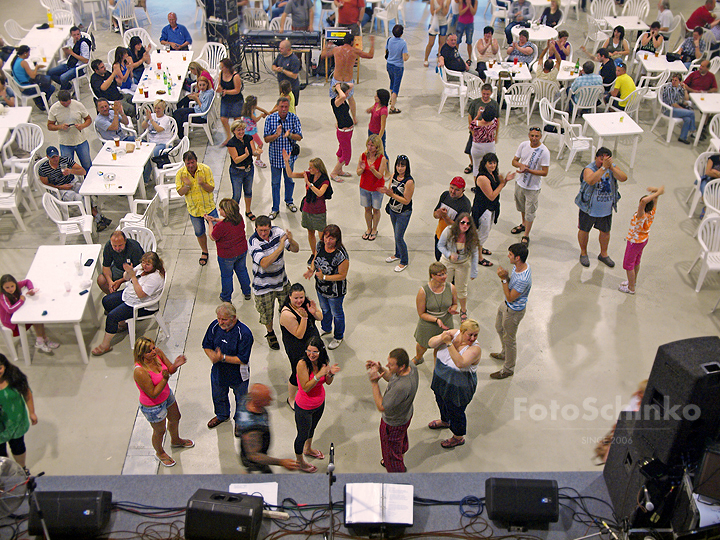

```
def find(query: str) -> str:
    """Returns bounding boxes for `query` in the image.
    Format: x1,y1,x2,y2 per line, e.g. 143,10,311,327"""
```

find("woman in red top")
294,336,340,473
205,198,251,303
356,134,388,241
133,337,192,468
367,89,389,158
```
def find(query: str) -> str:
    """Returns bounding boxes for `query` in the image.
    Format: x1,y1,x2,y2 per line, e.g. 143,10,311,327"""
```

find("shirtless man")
321,33,375,123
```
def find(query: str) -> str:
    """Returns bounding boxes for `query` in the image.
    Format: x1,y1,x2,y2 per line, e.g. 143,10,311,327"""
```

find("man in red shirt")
334,0,366,35
683,60,718,93
686,0,717,29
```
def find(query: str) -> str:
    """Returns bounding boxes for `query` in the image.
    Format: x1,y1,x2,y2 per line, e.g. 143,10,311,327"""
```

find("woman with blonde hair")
428,319,482,448
141,99,175,158
437,212,479,321
133,337,193,467
356,134,388,241
187,61,214,89
413,262,458,365
226,119,258,220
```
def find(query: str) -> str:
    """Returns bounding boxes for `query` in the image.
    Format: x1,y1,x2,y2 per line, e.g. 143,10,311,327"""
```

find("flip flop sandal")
460,310,468,322
511,224,526,234
171,439,195,448
91,345,113,356
368,232,377,241
389,108,401,114
155,454,176,467
482,248,492,255
304,450,325,459
441,437,465,448
479,259,494,267
428,420,450,430
380,459,386,468
199,252,209,266
464,165,473,174
245,211,256,221
521,236,530,246
362,232,371,240
299,463,318,473
339,172,352,177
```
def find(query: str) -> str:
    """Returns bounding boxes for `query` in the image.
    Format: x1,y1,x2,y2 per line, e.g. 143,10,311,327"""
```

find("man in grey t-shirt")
280,0,314,30
366,348,419,473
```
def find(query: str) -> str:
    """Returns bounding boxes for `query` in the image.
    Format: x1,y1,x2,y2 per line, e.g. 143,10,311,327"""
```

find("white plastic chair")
464,72,484,102
704,178,720,221
707,114,720,153
5,73,50,112
128,278,169,349
4,20,29,44
371,0,400,38
2,123,43,176
590,0,616,22
562,0,577,21
51,9,75,25
1,327,18,363
123,27,157,50
637,70,669,115
539,97,568,150
121,225,157,252
438,67,468,116
605,87,646,122
0,173,27,231
687,152,718,219
501,82,534,126
650,82,684,143
93,118,138,142
119,194,162,239
80,0,107,30
112,0,139,40
558,115,595,170
583,17,610,54
42,192,94,244
665,14,681,42
196,42,228,80
33,158,63,200
489,0,508,28
195,0,207,26
688,215,720,292
244,7,269,29
138,117,178,150
569,84,604,123
184,91,217,144
531,79,560,117
621,0,649,21
269,16,293,31
630,35,665,79
154,137,189,224
69,29,94,101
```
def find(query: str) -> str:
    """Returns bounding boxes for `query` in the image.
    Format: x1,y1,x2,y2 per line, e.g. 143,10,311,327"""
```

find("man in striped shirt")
248,215,299,350
490,243,531,380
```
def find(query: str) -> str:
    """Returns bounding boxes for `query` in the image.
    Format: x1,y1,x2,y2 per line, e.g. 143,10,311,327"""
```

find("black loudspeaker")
28,490,112,538
185,489,263,540
636,336,720,466
485,478,559,525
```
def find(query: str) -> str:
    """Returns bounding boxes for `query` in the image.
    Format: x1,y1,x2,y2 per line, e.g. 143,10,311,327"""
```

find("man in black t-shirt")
597,48,616,99
90,59,136,116
97,230,145,294
438,34,468,72
433,177,472,260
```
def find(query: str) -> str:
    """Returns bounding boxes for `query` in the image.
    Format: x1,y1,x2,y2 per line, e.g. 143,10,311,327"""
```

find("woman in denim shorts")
133,337,194,467
356,135,388,241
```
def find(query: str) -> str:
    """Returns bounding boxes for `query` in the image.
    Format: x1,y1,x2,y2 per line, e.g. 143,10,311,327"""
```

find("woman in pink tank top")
293,336,340,473
133,337,194,468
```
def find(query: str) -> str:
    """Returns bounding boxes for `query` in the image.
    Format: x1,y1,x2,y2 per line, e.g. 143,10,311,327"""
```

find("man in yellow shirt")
176,150,217,266
609,62,636,109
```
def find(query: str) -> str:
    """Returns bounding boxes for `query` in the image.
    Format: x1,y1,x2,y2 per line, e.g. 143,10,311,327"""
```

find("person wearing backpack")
283,152,333,264
575,147,628,268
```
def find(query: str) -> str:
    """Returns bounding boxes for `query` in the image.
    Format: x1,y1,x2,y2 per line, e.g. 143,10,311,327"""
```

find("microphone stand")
325,443,336,540
27,472,51,540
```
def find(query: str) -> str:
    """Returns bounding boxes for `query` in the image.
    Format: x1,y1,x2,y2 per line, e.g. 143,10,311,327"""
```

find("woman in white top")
424,0,451,66
427,320,482,449
142,100,175,157
92,252,165,356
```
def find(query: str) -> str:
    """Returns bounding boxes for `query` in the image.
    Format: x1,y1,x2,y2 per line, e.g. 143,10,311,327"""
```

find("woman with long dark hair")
0,353,37,474
293,336,340,472
10,45,54,110
0,274,57,353
437,212,479,321
601,26,630,61
280,283,323,410
112,47,134,93
367,89,390,157
472,152,515,267
218,58,244,146
304,225,349,351
128,36,150,84
205,198,251,303
380,154,414,272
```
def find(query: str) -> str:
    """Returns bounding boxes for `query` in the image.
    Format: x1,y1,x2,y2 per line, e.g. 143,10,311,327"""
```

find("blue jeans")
48,62,79,90
59,140,92,176
389,209,412,266
670,107,697,140
387,63,404,96
102,291,155,334
210,364,248,422
318,293,345,340
218,252,251,301
270,165,295,212
229,166,254,202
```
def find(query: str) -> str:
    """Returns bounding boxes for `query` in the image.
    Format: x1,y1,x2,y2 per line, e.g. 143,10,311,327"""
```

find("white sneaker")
328,338,343,350
255,159,267,168
43,339,60,349
35,341,52,353
320,330,331,337
385,256,399,263
618,284,635,295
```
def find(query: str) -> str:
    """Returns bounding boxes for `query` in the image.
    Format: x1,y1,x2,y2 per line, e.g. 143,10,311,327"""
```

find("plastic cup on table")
64,282,71,293
112,150,117,161
144,88,149,98
157,62,162,69
74,261,83,276
114,137,120,147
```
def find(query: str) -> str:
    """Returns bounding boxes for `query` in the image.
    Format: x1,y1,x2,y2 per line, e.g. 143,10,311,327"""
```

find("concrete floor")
0,0,717,478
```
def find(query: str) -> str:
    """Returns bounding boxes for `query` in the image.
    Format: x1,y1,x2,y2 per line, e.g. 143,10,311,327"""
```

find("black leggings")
293,402,324,455
0,436,26,457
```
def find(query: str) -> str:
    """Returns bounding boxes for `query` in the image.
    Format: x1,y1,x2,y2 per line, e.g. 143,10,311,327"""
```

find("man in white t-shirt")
47,89,93,175
657,0,674,40
510,127,550,245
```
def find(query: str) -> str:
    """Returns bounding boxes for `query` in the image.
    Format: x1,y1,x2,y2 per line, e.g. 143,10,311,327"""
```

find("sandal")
380,459,386,468
339,171,352,177
428,419,450,430
245,211,256,221
460,310,468,322
304,449,325,459
299,463,318,473
331,175,344,183
482,248,492,255
511,224,526,235
521,236,530,246
389,107,401,114
479,258,494,267
464,165,473,174
441,437,465,449
207,416,227,429
368,231,377,241
199,252,209,266
91,345,113,356
155,453,176,467
170,439,195,448
362,231,371,240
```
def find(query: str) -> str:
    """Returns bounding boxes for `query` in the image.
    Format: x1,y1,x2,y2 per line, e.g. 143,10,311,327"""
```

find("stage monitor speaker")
185,489,263,540
28,490,112,538
695,443,720,502
636,336,720,466
485,478,559,525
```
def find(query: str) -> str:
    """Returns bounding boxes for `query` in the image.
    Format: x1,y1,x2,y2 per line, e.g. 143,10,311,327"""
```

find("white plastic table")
556,60,582,83
583,111,643,168
603,16,649,32
637,54,688,75
485,61,533,82
511,23,558,45
93,140,156,168
0,107,32,129
80,166,146,214
19,24,72,65
11,244,101,365
132,50,191,105
691,93,720,147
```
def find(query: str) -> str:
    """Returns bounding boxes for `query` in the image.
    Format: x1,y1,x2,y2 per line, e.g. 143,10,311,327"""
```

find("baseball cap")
450,177,465,189
46,146,60,157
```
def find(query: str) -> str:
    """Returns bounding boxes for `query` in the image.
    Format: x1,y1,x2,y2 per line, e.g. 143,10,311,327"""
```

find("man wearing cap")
38,146,111,231
433,177,472,261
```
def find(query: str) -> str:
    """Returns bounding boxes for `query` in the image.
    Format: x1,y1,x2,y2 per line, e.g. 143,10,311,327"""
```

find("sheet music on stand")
344,482,413,536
